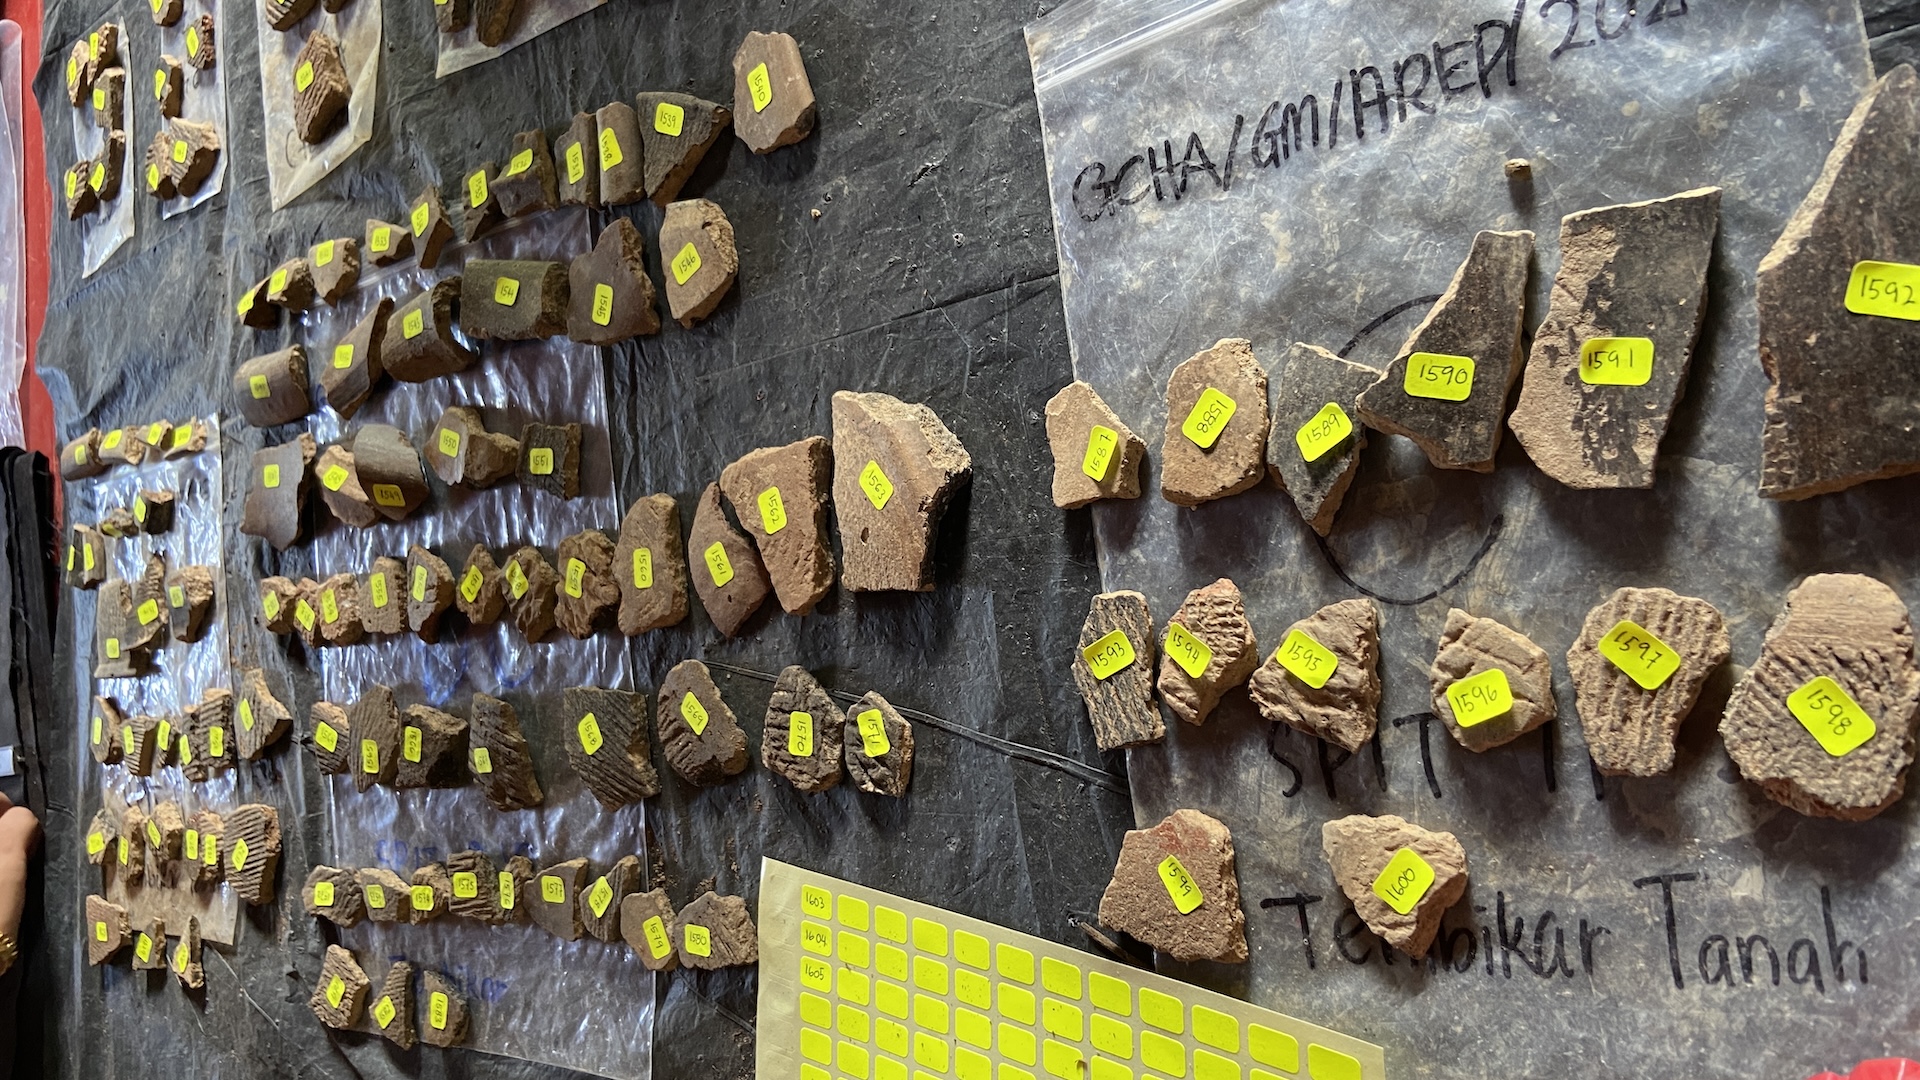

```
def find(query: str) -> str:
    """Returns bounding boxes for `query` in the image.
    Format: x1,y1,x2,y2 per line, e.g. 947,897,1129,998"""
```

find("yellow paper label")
631,548,652,589
374,996,396,1029
494,276,520,306
118,835,128,862
1846,260,1920,320
263,592,280,618
137,599,160,624
332,343,353,369
322,464,349,491
360,739,380,774
788,711,814,757
262,463,281,488
577,712,603,755
704,541,735,587
1372,847,1436,915
670,242,702,285
499,872,516,909
241,698,255,730
598,127,623,169
185,27,198,56
471,746,493,773
565,558,585,598
1404,352,1475,401
294,61,314,92
411,202,431,236
105,638,121,660
402,308,424,339
748,62,773,112
1295,401,1355,463
314,721,336,753
507,148,534,176
68,57,78,87
757,487,788,534
459,566,483,603
1787,676,1878,757
92,87,104,110
137,934,153,963
681,692,710,735
429,992,449,1031
453,872,478,898
371,226,391,252
372,483,404,507
95,921,108,943
185,830,200,859
168,584,185,608
91,714,102,744
1165,623,1213,679
148,820,162,847
134,495,148,522
174,942,190,973
1181,387,1237,449
1579,337,1655,387
653,101,686,136
85,543,96,570
856,708,891,758
368,573,390,608
413,564,429,601
541,875,565,904
269,269,289,294
859,460,894,510
87,830,105,855
172,139,187,163
249,373,272,399
1276,629,1338,689
1082,630,1136,680
365,885,385,909
402,726,422,762
592,282,614,326
1446,668,1515,727
437,427,460,456
314,881,335,907
587,877,614,918
685,924,713,956
314,240,335,267
1157,854,1204,914
173,423,192,447
528,447,553,475
209,725,225,757
295,599,316,632
505,560,528,599
102,429,124,450
467,169,489,208
410,885,435,911
643,915,672,958
231,838,250,872
65,172,75,199
1598,619,1682,691
1081,425,1119,481
565,142,584,184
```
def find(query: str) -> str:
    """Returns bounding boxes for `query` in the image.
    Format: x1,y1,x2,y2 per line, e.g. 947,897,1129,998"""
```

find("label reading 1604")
1371,847,1435,915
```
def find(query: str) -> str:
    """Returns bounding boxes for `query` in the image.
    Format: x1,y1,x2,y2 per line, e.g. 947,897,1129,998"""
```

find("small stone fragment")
687,482,771,637
459,162,502,243
304,864,365,927
259,575,301,634
162,119,219,197
96,425,149,466
349,685,401,791
568,216,660,345
88,696,124,766
843,690,913,797
580,855,641,943
1266,345,1380,535
503,545,559,641
470,693,543,811
63,161,98,220
517,422,581,499
621,889,681,972
263,258,315,312
185,690,235,784
385,278,474,381
407,863,451,923
498,855,533,925
1508,190,1721,488
562,685,659,807
452,545,504,626
595,101,646,205
1356,230,1535,472
353,424,428,521
84,807,118,867
134,489,175,534
407,186,455,270
91,66,124,132
615,494,689,635
265,0,317,32
186,16,214,67
554,529,618,638
434,0,469,33
732,31,816,154
364,217,412,267
658,660,750,787
131,917,167,971
1160,338,1269,507
1046,381,1145,508
65,42,93,108
117,806,150,877
636,92,731,204
171,917,204,989
719,437,834,616
447,850,500,923
831,390,972,592
1097,809,1247,964
659,198,738,328
493,130,557,217
224,803,281,905
425,405,518,488
292,32,350,144
1248,599,1382,753
556,111,600,208
1429,609,1556,751
405,545,456,643
371,961,416,1049
672,891,759,969
162,417,208,458
189,811,224,888
1322,814,1468,961
88,134,126,203
143,129,177,198
240,434,315,550
359,556,407,635
66,525,105,591
460,259,567,340
357,867,408,923
309,237,359,304
291,578,324,648
148,801,186,859
1071,591,1162,752
98,506,137,540
531,857,589,941
420,971,470,1047
85,895,131,965
308,700,352,774
313,445,375,529
1567,588,1730,777
94,583,149,680
1720,574,1920,819
1157,578,1260,726
236,667,293,759
309,945,370,1029
60,429,105,481
395,705,467,789
320,298,389,419
761,666,844,793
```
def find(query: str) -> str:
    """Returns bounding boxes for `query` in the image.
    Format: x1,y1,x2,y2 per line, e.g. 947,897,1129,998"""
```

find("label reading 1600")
1371,847,1435,915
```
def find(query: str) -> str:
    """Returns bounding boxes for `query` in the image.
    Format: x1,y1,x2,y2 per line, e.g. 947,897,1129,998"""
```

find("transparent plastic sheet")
433,0,605,80
257,0,379,210
150,0,230,218
298,209,651,1080
1026,4,1910,1079
65,415,242,946
69,23,134,278
0,21,24,446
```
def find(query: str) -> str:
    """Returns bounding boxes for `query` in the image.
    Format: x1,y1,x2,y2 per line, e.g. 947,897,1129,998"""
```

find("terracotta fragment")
1046,381,1145,508
308,700,352,774
1097,809,1247,963
554,529,618,638
719,437,834,616
688,482,771,637
455,544,507,627
236,667,293,759
657,660,750,787
308,945,370,1029
395,705,467,789
316,444,378,528
357,867,408,923
1248,599,1382,753
352,424,429,521
371,961,416,1049
620,889,681,972
240,434,316,551
671,891,759,969
614,494,689,635
321,298,390,418
567,217,660,346
258,576,301,633
162,119,219,196
224,803,281,904
659,198,738,328
384,278,474,381
636,92,731,204
470,693,543,811
1567,587,1730,777
1160,338,1269,507
304,864,365,927
595,101,645,205
460,259,567,340
531,857,589,941
292,31,350,144
359,556,407,634
349,684,401,791
843,690,913,797
265,0,316,32
459,162,502,243
1265,344,1380,535
761,666,844,793
172,917,204,988
1071,591,1163,751
562,685,659,807
407,863,451,922
425,405,518,488
502,545,559,641
1321,813,1469,961
493,129,557,217
1428,609,1556,751
731,31,816,153
85,895,130,965
831,390,972,592
60,429,105,481
134,489,175,534
555,111,600,208
420,971,469,1047
517,422,581,499
405,545,456,643
363,217,412,266
447,850,501,923
1157,578,1260,726
309,236,360,304
581,855,642,943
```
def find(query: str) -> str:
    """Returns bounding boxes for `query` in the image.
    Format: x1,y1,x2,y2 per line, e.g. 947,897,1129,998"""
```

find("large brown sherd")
568,218,661,344
731,31,815,153
1567,587,1730,777
1046,380,1145,509
1071,591,1162,751
562,686,659,808
658,660,750,787
1248,599,1382,753
831,390,971,593
720,437,835,616
688,481,772,637
1429,609,1555,751
1156,578,1259,726
843,690,913,797
1098,809,1247,963
240,435,315,550
555,529,619,638
1265,345,1380,536
1160,338,1269,507
615,494,689,635
659,198,738,329
469,693,544,810
672,891,759,969
1322,814,1468,961
762,666,844,792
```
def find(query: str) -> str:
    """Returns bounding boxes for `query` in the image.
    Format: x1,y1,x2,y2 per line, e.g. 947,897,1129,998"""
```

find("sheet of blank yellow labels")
757,859,1384,1080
